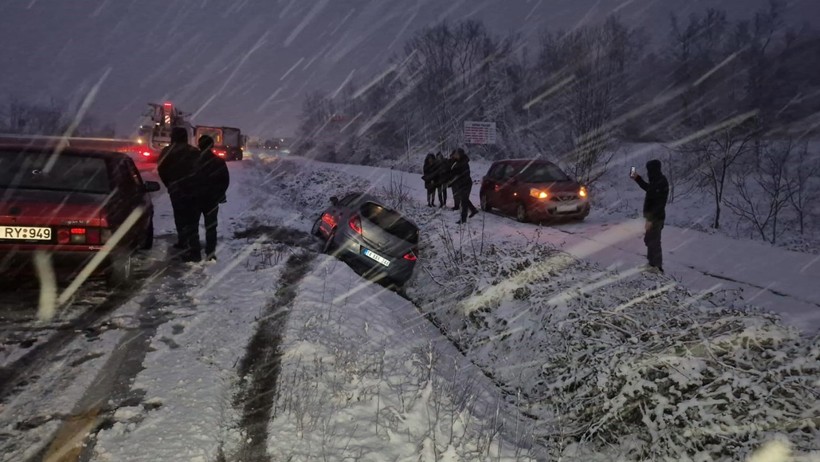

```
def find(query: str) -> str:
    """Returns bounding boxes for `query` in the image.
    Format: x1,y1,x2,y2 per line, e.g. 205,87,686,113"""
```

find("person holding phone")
631,159,669,273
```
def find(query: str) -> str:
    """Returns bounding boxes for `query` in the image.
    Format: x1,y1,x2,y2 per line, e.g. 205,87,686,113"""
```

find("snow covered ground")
1,149,818,461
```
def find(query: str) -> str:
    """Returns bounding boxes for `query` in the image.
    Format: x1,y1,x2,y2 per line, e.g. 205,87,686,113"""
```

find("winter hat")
198,135,214,151
171,127,188,144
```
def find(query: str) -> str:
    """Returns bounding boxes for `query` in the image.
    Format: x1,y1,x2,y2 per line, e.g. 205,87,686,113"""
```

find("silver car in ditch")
311,193,419,285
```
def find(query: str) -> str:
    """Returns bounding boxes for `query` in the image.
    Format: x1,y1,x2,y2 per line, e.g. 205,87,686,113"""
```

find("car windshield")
518,163,569,182
0,151,110,193
359,202,418,244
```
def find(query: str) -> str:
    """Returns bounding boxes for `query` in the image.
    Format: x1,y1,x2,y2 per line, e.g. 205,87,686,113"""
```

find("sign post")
463,121,497,145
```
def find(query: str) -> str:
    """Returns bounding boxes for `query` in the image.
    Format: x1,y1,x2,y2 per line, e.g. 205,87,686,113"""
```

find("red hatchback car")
0,146,158,287
479,159,590,223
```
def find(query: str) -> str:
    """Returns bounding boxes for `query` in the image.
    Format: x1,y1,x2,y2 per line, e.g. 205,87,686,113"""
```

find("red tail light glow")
403,251,417,262
348,215,362,234
141,150,152,157
57,229,70,245
86,228,101,245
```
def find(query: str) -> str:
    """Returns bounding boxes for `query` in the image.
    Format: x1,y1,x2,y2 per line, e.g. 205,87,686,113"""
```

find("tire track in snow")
232,251,316,462
0,256,169,403
28,261,201,462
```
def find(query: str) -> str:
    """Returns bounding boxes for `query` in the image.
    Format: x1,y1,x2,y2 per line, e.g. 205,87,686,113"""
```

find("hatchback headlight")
529,188,549,200
579,186,588,198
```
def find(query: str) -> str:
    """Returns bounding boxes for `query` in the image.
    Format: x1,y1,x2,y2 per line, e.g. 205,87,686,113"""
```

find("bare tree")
785,142,820,235
535,17,642,184
724,139,794,243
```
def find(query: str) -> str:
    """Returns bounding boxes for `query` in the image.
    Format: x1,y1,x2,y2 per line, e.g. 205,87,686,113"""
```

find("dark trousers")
436,185,447,207
451,186,460,209
426,187,436,206
457,184,478,222
171,195,193,247
194,201,220,257
644,220,664,269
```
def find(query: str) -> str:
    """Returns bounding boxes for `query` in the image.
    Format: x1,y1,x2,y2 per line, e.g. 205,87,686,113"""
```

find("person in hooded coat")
157,127,200,260
631,159,669,272
434,152,448,207
422,153,437,207
451,148,478,224
191,135,230,261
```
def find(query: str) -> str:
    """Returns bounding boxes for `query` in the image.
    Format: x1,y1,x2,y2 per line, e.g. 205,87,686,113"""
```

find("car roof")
494,158,555,167
343,192,419,226
0,144,132,162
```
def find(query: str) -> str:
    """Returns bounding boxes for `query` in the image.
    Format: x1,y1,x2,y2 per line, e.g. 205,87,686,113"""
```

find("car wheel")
322,229,336,254
142,219,154,250
480,193,491,212
107,250,133,288
516,203,529,223
311,217,323,237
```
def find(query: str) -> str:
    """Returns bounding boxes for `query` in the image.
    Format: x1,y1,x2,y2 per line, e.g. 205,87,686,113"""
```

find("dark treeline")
0,97,116,138
296,2,819,172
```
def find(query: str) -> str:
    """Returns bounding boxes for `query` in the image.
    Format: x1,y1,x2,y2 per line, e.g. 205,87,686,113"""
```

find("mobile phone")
630,166,636,176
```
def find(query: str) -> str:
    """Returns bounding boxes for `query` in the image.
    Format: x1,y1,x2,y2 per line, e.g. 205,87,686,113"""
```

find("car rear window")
518,162,569,182
0,150,111,194
360,202,419,244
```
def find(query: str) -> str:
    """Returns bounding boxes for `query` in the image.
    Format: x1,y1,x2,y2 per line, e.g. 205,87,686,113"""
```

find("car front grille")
551,194,578,202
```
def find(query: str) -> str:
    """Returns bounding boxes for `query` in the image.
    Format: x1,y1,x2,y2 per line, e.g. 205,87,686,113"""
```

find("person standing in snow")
451,148,478,224
157,127,200,261
434,152,448,208
448,150,461,211
191,135,230,261
631,159,669,273
422,153,437,207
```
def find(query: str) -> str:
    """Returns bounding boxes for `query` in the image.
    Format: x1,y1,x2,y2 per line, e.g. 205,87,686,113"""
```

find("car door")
107,159,144,248
482,163,504,205
495,164,519,214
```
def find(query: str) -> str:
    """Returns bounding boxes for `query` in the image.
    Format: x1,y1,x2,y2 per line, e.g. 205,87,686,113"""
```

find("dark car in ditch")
311,193,419,286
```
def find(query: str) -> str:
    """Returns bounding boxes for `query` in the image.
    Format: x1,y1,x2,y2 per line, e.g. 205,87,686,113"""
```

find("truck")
193,125,244,161
139,102,244,161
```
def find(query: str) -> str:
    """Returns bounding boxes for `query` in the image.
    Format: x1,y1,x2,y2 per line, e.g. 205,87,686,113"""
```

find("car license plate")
557,204,578,213
362,248,390,267
0,226,52,241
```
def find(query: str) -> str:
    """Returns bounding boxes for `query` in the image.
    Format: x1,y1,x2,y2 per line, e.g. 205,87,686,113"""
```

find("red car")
479,159,590,223
0,146,158,287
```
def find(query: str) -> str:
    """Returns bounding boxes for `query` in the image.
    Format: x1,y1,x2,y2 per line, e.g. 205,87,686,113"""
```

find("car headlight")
529,188,549,199
579,186,588,198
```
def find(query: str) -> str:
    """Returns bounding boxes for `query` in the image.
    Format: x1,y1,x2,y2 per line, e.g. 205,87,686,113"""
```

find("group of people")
421,149,670,273
157,127,230,262
422,148,479,224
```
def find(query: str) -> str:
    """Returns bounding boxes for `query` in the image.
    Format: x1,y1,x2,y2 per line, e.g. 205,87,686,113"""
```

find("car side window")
339,194,359,206
488,164,505,180
501,164,516,180
125,160,144,187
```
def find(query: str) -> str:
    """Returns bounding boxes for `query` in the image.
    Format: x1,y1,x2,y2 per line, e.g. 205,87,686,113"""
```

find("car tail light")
69,227,86,244
403,250,417,261
141,150,152,157
348,215,362,234
214,149,226,157
57,228,70,244
86,228,102,245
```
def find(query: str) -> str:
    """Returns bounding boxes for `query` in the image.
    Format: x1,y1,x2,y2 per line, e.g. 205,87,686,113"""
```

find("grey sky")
1,0,817,137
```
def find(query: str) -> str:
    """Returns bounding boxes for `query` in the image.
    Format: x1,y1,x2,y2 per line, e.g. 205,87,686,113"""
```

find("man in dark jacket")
451,148,478,224
193,135,230,261
631,159,669,272
157,127,200,260
434,152,448,207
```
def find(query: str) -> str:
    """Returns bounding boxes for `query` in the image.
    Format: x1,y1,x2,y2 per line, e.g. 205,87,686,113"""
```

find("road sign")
464,121,497,145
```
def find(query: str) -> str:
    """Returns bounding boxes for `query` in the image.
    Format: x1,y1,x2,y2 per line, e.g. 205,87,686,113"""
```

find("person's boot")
469,209,479,218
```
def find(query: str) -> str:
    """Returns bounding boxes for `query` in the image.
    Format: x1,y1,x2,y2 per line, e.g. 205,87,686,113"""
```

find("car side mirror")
144,181,161,193
330,196,339,205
